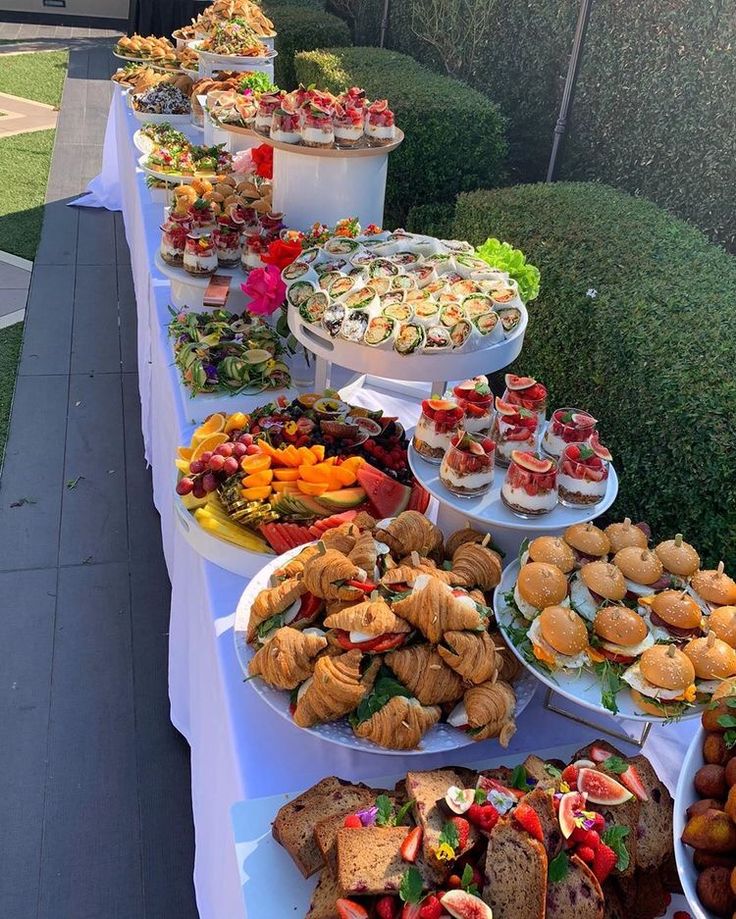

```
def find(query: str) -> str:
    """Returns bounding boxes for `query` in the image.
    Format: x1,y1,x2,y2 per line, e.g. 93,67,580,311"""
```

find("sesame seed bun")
564,522,610,558
683,633,736,679
527,536,575,574
540,605,589,656
642,590,702,629
708,607,736,648
691,566,736,606
516,562,568,609
639,644,695,690
629,688,686,718
594,605,648,647
605,518,648,553
613,547,664,585
580,560,626,600
654,534,700,577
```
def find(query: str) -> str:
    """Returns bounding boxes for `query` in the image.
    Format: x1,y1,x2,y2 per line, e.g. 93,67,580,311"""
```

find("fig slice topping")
504,373,536,391
511,451,555,474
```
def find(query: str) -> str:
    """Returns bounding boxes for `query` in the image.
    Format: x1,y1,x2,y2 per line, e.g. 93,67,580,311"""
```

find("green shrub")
406,202,456,239
294,47,507,220
452,182,736,565
271,7,351,89
325,0,383,44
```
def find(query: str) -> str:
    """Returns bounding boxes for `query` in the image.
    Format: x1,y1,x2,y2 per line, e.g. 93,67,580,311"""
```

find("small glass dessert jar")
183,233,218,276
241,233,265,272
365,100,396,145
453,376,493,434
188,199,217,236
412,398,465,464
501,375,548,428
542,408,597,460
493,397,538,466
440,431,495,498
254,92,282,133
271,106,302,144
214,217,242,267
301,108,335,148
558,437,611,507
333,104,364,147
159,213,190,266
501,450,558,518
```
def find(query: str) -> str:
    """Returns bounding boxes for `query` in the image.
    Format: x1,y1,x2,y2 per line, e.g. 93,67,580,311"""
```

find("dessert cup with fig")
558,434,612,507
542,407,597,460
412,398,465,463
492,396,538,465
440,431,496,497
501,450,558,517
501,373,548,427
452,375,493,434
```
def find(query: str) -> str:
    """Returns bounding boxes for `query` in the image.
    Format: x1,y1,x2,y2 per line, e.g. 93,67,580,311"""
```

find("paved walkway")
0,22,198,919
0,91,58,139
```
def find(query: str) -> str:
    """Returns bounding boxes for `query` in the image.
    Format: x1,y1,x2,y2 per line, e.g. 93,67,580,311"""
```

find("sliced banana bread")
626,754,673,871
306,868,343,919
483,818,547,919
314,793,399,877
336,826,433,895
523,787,563,858
523,754,565,791
545,854,604,919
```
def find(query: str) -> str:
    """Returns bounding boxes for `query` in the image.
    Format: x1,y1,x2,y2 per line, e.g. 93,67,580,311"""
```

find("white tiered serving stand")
189,43,277,80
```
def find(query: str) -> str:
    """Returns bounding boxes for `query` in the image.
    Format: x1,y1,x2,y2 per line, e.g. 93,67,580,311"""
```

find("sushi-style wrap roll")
340,309,370,342
454,253,491,277
413,299,440,326
314,258,348,276
472,310,503,342
365,276,391,296
287,280,316,309
318,271,341,291
394,322,425,355
383,302,413,323
379,290,405,309
347,265,368,281
322,302,346,337
299,290,329,324
369,258,400,278
343,286,377,312
471,267,507,284
440,238,475,255
390,250,421,267
450,278,482,298
300,246,321,265
440,303,465,328
328,275,357,299
449,319,472,349
364,315,395,348
424,278,448,295
490,280,520,307
462,293,494,322
282,260,317,285
498,307,522,335
390,274,416,291
351,251,377,269
405,263,437,289
323,236,361,257
405,288,431,305
424,325,452,351
424,252,455,275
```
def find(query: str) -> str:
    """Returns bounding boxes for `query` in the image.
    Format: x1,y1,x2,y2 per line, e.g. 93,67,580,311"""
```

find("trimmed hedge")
294,47,507,220
271,6,351,89
405,203,456,240
451,182,736,566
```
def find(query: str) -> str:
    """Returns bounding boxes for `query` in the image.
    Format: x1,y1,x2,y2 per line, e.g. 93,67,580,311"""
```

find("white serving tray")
132,108,192,125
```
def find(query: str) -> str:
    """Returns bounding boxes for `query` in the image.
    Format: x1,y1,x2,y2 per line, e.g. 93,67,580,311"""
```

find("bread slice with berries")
306,868,344,919
523,787,563,858
545,854,604,919
272,777,377,878
335,826,433,895
483,818,548,919
314,793,401,877
625,754,673,871
523,754,565,791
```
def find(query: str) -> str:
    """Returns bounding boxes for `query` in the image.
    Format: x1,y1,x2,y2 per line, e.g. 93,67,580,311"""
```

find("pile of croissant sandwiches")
246,510,522,750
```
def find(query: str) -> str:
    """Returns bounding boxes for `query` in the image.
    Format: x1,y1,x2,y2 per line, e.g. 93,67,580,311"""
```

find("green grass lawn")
0,50,68,106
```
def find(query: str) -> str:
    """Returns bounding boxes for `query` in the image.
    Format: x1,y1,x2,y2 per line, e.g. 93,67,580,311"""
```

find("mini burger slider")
522,536,575,574
683,630,736,694
638,589,702,641
593,605,654,664
690,562,736,613
513,562,569,621
529,605,591,670
613,546,669,598
623,644,697,715
569,560,626,620
605,517,648,553
655,533,700,580
564,522,611,566
708,606,736,649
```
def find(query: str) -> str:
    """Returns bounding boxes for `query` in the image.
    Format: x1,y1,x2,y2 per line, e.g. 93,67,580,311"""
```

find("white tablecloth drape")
91,90,698,919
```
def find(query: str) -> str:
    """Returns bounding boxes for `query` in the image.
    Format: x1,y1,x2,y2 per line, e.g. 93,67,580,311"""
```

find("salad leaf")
399,867,423,904
601,826,630,872
348,667,412,727
510,765,529,790
548,851,569,882
476,237,541,302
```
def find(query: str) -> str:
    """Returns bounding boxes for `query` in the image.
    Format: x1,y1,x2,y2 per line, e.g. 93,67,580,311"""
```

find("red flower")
261,238,303,270
240,265,286,316
251,143,273,179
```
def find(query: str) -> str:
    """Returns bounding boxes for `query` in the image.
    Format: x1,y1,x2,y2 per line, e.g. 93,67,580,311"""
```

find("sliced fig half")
505,373,536,391
441,889,493,919
558,790,588,838
511,451,555,474
577,767,632,805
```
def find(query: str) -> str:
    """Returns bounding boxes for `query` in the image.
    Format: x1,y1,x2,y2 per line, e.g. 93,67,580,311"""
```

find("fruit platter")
494,519,736,722
409,376,618,532
676,687,736,919
174,394,431,576
234,509,537,753
235,739,681,919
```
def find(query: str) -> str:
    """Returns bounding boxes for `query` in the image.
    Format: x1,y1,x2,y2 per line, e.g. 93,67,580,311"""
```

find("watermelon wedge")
259,522,313,553
313,510,359,533
407,483,430,514
356,464,411,519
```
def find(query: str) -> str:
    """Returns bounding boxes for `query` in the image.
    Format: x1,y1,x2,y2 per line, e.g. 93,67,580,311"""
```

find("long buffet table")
100,87,697,918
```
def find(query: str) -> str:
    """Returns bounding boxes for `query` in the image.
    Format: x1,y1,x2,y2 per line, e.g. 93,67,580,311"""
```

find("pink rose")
241,265,286,317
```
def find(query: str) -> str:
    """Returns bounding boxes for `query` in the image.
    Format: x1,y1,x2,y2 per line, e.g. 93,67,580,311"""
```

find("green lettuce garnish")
476,237,541,302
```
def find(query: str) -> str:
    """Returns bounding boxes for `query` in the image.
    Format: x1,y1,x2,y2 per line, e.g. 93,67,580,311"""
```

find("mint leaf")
438,821,459,852
474,787,488,804
601,826,630,872
601,756,628,775
375,794,393,827
726,729,736,750
399,866,423,904
395,800,414,826
549,851,569,882
460,862,479,895
544,763,563,780
510,765,528,791
717,714,736,729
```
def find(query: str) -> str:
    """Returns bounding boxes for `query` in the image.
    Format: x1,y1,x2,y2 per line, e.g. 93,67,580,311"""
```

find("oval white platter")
189,41,277,66
674,725,714,919
132,108,192,125
138,152,228,184
408,442,619,533
494,558,704,724
234,543,537,755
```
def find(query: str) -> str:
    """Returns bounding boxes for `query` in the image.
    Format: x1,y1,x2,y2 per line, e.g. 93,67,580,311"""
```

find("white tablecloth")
85,91,698,919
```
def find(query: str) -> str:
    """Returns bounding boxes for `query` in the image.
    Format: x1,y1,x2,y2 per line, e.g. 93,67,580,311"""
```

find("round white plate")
189,40,277,66
132,108,192,125
112,50,181,72
233,543,537,755
674,725,714,919
494,558,704,724
138,152,227,183
408,442,619,533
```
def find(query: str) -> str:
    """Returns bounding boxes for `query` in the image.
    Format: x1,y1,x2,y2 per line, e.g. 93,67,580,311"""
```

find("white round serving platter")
233,543,537,755
214,119,405,157
408,441,618,533
132,107,192,125
138,152,228,184
494,558,704,724
674,725,713,919
112,50,181,73
189,41,277,66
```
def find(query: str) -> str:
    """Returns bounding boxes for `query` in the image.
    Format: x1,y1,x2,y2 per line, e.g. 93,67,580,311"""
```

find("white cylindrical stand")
155,253,250,311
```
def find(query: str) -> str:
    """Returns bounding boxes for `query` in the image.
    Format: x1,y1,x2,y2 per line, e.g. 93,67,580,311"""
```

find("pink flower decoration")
241,265,286,317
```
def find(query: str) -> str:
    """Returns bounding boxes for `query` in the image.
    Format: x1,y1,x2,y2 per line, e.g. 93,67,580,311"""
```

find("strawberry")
590,812,606,832
418,895,443,919
576,846,595,864
400,826,423,863
567,444,581,460
337,898,369,919
589,745,611,763
561,764,578,787
343,814,363,828
575,829,601,850
450,816,470,850
591,842,617,883
401,903,423,919
512,803,544,842
375,895,400,919
618,764,649,802
673,912,691,919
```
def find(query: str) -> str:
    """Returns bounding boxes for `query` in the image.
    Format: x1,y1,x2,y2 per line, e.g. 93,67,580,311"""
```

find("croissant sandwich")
397,553,464,586
438,630,497,685
323,598,410,652
293,650,370,728
392,575,486,643
353,695,441,750
490,630,522,683
376,511,443,558
274,543,322,581
445,526,487,558
385,644,464,705
451,543,502,590
348,532,380,575
321,524,360,556
248,627,327,690
463,681,517,746
303,549,367,601
248,577,306,642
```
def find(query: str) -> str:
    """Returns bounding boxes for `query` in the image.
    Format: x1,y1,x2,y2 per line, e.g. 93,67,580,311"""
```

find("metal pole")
379,0,391,47
546,0,593,182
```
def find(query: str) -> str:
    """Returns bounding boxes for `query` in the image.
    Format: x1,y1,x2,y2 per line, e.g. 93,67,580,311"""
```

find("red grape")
232,443,247,458
245,444,261,455
199,451,212,464
176,477,194,496
189,459,204,475
216,443,234,457
223,457,239,476
202,473,218,493
208,454,226,472
192,478,206,499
